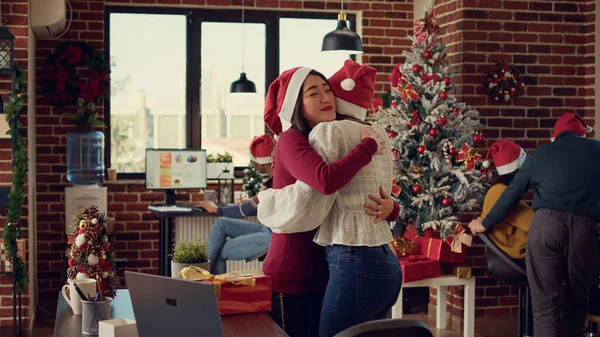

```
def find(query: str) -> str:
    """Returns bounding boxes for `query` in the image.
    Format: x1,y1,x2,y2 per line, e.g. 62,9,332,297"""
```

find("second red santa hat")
551,112,592,142
328,59,376,121
482,139,527,176
249,134,276,165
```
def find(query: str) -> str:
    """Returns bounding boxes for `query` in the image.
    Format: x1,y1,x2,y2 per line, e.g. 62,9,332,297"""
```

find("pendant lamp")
230,2,256,93
321,0,363,54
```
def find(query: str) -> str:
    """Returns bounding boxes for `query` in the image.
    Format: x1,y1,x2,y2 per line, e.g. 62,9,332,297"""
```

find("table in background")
54,290,288,337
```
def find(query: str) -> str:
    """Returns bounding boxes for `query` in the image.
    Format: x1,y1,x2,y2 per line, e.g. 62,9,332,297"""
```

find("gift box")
417,236,466,264
398,255,441,283
391,237,418,258
177,267,272,315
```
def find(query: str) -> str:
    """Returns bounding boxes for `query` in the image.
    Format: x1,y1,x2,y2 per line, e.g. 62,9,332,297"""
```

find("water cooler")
64,131,107,235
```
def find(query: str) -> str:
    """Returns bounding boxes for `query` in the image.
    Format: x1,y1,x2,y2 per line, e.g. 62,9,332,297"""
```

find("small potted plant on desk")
206,151,233,179
171,238,210,278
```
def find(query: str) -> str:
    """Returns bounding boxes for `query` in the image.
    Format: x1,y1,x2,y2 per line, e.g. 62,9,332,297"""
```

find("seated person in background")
479,138,533,259
199,134,275,274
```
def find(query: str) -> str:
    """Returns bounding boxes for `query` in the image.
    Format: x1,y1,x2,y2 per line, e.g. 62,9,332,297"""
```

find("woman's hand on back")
364,186,394,222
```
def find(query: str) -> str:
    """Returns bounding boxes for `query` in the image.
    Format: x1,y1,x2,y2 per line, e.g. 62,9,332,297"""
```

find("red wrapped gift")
417,236,466,264
398,255,441,283
177,267,272,315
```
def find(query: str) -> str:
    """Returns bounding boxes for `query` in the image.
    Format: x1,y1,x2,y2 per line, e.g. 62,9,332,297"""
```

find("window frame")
104,6,356,179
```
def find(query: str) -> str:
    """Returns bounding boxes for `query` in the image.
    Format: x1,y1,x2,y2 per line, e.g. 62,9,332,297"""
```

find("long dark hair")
290,70,331,139
490,171,517,186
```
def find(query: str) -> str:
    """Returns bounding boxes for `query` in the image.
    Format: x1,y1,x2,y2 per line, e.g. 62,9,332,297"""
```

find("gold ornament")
79,220,87,229
392,237,418,257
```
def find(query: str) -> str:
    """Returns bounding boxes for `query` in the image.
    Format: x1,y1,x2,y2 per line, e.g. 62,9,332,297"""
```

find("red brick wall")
15,0,595,330
431,0,595,329
0,0,30,327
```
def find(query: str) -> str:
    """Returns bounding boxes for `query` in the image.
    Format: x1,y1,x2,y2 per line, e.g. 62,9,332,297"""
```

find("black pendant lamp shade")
230,72,256,93
321,12,363,54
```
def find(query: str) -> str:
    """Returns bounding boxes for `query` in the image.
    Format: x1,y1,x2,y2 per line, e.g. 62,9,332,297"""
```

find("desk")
54,290,288,337
391,275,475,337
150,210,216,276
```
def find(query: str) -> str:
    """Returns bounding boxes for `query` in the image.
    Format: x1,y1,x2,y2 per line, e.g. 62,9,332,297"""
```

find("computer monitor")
145,149,207,205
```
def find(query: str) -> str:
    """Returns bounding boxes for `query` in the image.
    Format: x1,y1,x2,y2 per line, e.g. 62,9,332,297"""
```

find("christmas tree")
369,7,489,240
242,162,264,197
66,204,118,298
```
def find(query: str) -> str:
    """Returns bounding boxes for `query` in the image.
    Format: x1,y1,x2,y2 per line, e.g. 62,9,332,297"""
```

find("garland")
485,62,525,102
2,68,28,293
41,41,110,107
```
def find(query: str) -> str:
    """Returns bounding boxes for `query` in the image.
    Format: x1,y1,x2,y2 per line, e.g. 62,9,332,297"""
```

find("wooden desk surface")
54,292,288,337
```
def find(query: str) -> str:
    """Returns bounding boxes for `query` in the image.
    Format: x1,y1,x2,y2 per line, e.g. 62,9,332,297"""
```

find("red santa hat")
328,59,376,121
551,112,592,142
263,67,313,136
249,134,276,165
482,139,527,176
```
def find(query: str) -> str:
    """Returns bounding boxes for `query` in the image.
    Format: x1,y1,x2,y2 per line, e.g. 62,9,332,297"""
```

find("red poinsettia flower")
60,45,84,65
389,63,402,87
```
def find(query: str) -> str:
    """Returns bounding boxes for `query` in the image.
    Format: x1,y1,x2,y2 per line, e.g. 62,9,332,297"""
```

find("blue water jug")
66,131,105,185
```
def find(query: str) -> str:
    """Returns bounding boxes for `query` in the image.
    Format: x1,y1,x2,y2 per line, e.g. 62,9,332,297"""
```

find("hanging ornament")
442,141,452,165
478,132,485,143
388,130,397,138
391,180,401,197
438,116,447,127
429,128,439,137
391,101,398,108
412,184,422,195
441,197,452,207
423,50,432,59
472,133,482,144
417,145,426,154
442,76,451,85
452,106,460,115
412,64,422,73
485,62,524,102
439,91,448,100
391,148,400,162
449,146,458,156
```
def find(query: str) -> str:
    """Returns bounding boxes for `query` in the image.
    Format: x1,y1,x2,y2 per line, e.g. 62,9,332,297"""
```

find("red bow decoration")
399,83,419,103
405,110,422,129
455,143,482,170
413,7,440,46
444,225,473,253
421,73,439,84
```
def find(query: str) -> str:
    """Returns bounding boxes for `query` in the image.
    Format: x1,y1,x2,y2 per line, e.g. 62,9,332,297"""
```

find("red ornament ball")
472,133,482,143
449,147,458,156
391,149,400,162
388,130,397,138
423,50,432,59
439,91,448,100
443,76,451,85
438,116,447,127
429,128,439,137
479,133,486,143
412,64,422,73
441,197,452,207
412,184,422,194
417,145,426,154
452,106,460,115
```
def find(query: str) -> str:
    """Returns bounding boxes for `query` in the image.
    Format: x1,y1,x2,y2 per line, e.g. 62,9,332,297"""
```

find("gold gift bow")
177,266,263,300
448,226,472,254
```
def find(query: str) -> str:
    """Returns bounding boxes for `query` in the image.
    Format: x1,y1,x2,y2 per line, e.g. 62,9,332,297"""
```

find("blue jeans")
319,244,402,337
206,217,271,275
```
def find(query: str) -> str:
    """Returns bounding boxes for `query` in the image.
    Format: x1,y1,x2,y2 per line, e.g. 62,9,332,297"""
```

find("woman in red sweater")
262,67,398,337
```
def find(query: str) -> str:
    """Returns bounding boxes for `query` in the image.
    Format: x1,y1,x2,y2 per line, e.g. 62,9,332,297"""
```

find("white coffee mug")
61,278,98,315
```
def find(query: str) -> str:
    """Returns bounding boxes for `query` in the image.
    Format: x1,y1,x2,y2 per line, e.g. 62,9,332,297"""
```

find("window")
106,8,356,175
108,13,186,174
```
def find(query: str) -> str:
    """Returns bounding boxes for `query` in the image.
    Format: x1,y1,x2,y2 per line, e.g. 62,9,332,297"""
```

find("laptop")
125,271,224,337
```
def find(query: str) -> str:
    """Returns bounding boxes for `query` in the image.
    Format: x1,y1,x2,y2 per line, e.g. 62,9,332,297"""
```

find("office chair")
478,233,532,337
333,318,433,337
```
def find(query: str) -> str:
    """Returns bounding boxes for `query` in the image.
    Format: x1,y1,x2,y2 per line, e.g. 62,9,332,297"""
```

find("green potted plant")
170,237,210,278
206,151,233,179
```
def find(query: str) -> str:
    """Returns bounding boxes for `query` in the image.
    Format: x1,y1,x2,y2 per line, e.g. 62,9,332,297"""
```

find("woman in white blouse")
258,60,402,337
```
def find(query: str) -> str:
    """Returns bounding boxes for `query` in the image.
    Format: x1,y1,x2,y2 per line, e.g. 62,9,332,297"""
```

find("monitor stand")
164,189,176,206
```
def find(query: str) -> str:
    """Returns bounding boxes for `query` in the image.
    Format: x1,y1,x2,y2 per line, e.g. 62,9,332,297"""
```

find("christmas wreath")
485,62,524,102
41,41,110,107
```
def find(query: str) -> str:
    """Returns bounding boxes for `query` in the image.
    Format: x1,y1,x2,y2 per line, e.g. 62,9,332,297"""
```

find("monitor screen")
145,149,207,190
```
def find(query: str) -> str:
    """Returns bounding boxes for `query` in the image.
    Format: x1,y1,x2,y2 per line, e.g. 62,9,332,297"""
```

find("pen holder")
81,297,113,335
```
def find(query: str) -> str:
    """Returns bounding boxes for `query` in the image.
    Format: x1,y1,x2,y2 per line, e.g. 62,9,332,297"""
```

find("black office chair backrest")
478,233,527,284
333,318,433,337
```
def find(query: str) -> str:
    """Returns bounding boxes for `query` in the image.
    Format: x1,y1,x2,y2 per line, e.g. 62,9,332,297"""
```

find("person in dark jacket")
200,134,275,275
469,112,600,337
